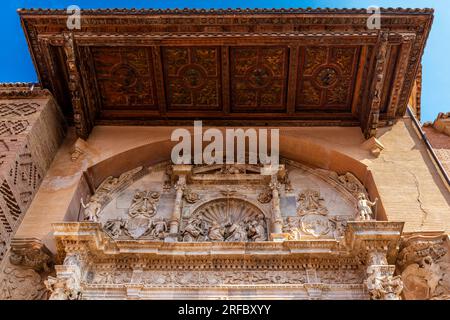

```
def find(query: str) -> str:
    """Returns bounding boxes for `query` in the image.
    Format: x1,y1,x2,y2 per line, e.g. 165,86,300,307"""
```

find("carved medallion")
315,67,338,88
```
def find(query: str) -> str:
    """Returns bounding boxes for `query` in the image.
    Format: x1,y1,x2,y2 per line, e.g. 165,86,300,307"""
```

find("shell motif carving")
181,198,267,242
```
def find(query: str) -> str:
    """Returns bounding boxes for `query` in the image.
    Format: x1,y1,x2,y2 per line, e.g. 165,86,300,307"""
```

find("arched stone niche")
80,157,376,242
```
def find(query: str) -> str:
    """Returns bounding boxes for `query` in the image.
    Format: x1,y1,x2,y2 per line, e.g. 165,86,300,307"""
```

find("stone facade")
0,7,449,300
0,84,65,263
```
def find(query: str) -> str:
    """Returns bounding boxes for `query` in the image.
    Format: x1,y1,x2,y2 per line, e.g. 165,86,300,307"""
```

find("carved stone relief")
180,198,267,242
397,235,450,300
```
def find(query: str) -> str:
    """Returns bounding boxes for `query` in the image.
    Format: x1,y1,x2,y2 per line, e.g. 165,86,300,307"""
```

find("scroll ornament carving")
103,190,167,240
81,166,145,222
397,238,450,300
0,264,48,300
180,199,268,242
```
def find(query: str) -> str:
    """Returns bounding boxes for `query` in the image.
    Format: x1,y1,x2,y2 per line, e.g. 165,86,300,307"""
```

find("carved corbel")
397,233,449,300
9,238,54,272
361,137,385,157
364,32,389,139
0,238,54,300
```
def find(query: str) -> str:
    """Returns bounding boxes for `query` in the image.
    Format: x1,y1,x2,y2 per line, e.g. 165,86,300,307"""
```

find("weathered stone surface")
0,85,66,263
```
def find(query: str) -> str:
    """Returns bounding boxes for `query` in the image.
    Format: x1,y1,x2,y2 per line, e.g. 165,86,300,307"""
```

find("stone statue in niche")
208,221,225,241
356,193,378,221
247,214,267,241
128,191,160,218
80,195,102,222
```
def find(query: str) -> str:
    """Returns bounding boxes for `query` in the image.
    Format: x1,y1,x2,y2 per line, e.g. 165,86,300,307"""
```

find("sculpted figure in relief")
182,216,206,242
80,195,102,222
103,218,126,239
208,221,225,241
297,189,328,216
357,193,378,221
248,214,267,241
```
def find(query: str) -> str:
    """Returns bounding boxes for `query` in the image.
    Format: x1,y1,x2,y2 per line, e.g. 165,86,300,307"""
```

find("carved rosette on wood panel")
297,46,359,111
231,47,288,112
92,47,158,109
163,47,221,110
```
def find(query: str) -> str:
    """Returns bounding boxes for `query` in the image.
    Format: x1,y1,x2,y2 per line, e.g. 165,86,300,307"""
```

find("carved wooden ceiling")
19,8,433,139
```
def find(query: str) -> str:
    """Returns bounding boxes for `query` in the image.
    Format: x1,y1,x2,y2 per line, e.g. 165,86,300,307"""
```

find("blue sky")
0,0,449,122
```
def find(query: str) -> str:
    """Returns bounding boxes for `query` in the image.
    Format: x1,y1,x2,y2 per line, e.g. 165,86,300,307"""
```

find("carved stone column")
168,165,191,236
346,222,405,300
269,174,283,235
45,251,87,300
365,248,403,300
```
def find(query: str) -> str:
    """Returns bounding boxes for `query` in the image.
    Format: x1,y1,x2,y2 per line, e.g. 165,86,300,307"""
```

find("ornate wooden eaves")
19,8,433,139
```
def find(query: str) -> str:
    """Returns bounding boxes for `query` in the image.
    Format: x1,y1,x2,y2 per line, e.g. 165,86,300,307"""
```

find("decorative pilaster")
346,221,405,300
365,249,403,300
168,165,191,237
269,174,283,235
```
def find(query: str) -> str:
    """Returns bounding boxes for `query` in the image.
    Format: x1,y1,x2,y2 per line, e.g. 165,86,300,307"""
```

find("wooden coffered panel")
91,47,158,110
230,46,288,112
296,46,361,112
162,46,221,111
19,8,434,139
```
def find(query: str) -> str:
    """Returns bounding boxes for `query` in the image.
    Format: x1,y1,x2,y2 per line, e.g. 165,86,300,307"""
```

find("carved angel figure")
248,214,267,241
103,218,126,239
357,193,378,221
80,196,101,222
225,222,248,242
283,217,301,240
149,218,168,240
182,217,205,242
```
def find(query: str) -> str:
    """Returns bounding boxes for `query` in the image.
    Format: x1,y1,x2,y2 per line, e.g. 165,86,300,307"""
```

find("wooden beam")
62,32,92,139
386,34,415,118
362,32,389,139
